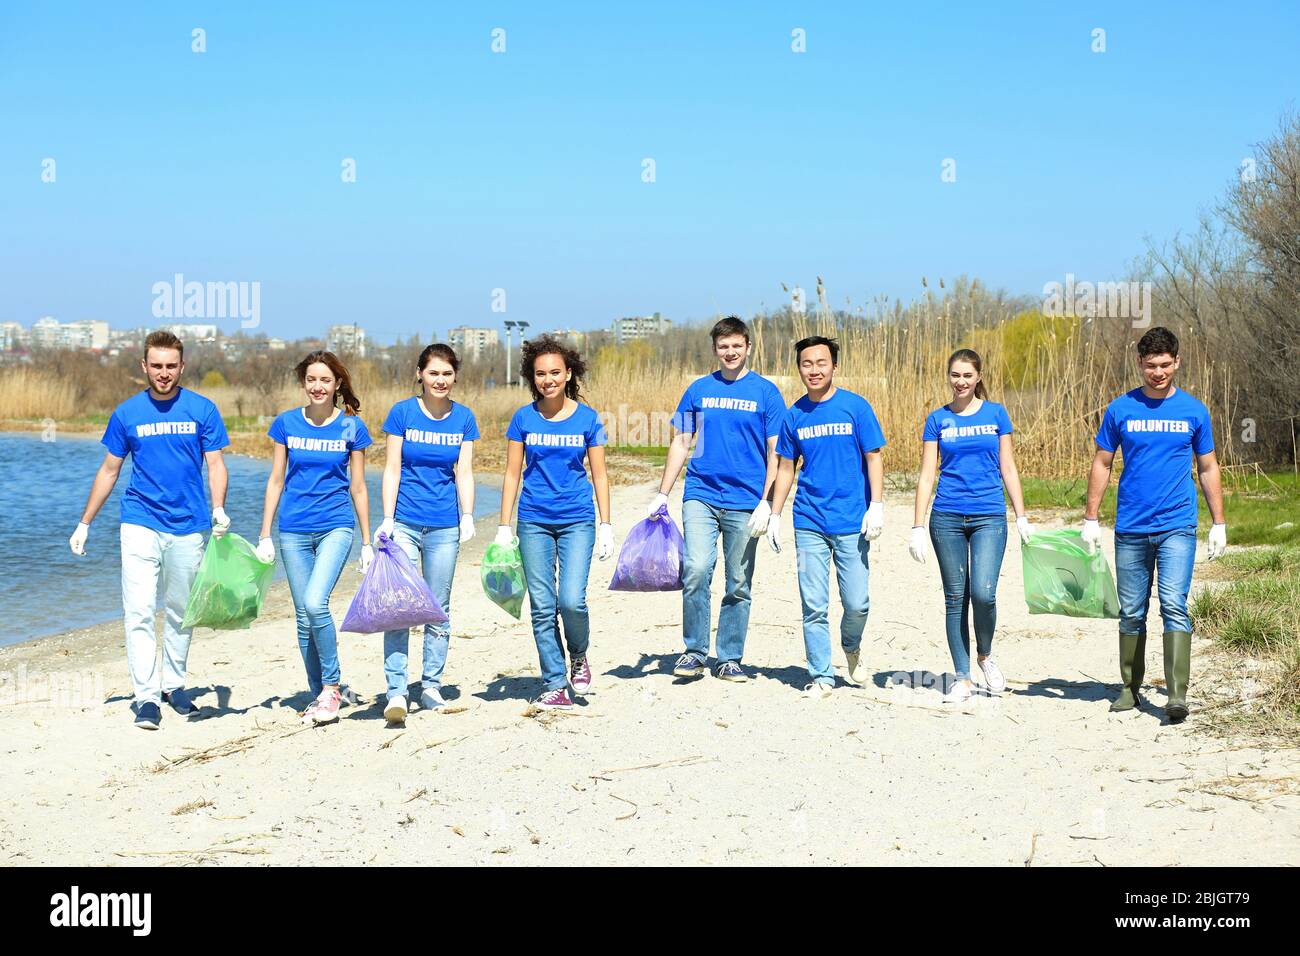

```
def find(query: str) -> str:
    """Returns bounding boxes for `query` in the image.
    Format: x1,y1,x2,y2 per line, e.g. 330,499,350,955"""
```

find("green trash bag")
481,540,526,620
182,533,275,631
1021,529,1120,619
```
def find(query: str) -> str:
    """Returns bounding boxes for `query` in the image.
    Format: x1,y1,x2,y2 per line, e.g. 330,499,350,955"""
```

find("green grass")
223,414,273,432
1017,470,1300,547
608,444,669,468
1189,544,1300,736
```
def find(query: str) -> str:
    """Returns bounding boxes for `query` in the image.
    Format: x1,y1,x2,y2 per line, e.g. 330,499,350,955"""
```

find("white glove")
374,516,395,547
746,500,772,538
908,526,927,564
255,536,275,564
1207,523,1227,560
359,544,374,574
766,513,782,553
647,492,669,517
211,507,231,538
459,513,477,543
69,522,89,556
1016,515,1035,545
598,522,615,561
864,501,884,540
1081,518,1102,554
494,525,514,547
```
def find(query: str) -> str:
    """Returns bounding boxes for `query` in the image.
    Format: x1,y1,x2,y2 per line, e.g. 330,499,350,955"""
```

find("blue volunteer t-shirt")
268,409,372,533
923,400,1013,516
506,402,607,524
1097,387,1214,534
101,388,230,535
673,370,786,510
383,397,480,528
776,388,887,535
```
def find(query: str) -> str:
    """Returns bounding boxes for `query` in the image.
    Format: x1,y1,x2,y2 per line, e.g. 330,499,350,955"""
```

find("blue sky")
2,1,1297,342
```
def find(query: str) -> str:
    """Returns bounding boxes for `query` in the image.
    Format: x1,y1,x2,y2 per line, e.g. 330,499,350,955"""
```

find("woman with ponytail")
257,350,373,725
909,349,1034,703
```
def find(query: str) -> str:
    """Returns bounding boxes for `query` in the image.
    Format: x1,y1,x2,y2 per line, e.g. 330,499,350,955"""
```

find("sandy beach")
1,483,1295,866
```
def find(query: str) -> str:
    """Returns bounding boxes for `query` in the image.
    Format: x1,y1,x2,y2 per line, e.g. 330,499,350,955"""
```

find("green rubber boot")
1163,630,1192,722
1109,633,1146,712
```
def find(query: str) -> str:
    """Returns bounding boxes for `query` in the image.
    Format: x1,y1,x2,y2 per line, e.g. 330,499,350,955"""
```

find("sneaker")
134,702,161,730
339,684,360,707
384,695,408,724
419,686,446,711
803,681,833,700
673,652,708,678
978,658,1006,694
570,655,593,695
942,679,973,704
535,687,574,710
715,661,749,683
310,687,341,725
162,687,197,716
845,649,867,686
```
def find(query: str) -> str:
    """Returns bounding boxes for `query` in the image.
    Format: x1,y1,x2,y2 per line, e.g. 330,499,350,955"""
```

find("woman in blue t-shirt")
374,344,480,725
498,335,612,711
910,349,1035,703
258,351,373,726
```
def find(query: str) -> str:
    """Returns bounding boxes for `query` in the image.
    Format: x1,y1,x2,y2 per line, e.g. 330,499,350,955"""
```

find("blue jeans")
681,499,759,663
929,511,1007,680
518,520,595,692
383,522,460,699
279,527,354,696
794,528,870,685
1114,528,1196,635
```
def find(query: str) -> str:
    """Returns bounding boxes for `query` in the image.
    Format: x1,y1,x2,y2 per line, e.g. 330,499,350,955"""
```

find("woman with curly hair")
498,335,612,710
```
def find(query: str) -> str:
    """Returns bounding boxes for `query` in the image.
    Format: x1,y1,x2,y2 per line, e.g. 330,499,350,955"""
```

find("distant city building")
447,326,499,361
545,328,586,348
26,317,110,350
267,337,287,351
612,312,670,343
326,324,367,357
0,322,24,351
159,323,219,344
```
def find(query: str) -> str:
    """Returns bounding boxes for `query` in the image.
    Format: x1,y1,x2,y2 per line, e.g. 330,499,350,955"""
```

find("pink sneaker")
536,687,573,710
570,655,593,695
310,686,341,725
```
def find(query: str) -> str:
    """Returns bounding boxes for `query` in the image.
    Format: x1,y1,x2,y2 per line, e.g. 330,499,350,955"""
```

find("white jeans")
120,523,204,706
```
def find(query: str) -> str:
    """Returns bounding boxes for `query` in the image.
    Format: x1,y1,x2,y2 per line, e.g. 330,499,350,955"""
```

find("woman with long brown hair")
257,350,373,725
910,348,1034,703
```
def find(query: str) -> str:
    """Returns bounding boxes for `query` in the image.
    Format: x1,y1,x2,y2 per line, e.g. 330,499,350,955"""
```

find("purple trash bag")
341,533,448,633
609,505,684,592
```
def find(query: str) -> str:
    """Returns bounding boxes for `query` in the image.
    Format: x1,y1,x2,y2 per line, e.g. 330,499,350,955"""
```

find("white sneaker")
942,680,973,704
383,695,408,724
419,686,445,710
978,658,1006,694
803,681,833,700
845,649,867,686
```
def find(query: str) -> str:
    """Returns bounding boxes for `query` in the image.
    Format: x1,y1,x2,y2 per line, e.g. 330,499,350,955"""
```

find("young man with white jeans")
70,331,231,730
652,316,785,683
1082,326,1226,722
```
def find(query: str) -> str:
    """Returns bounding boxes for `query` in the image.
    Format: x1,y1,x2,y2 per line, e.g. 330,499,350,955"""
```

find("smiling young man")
769,336,886,697
69,331,231,730
652,316,786,683
1082,326,1226,722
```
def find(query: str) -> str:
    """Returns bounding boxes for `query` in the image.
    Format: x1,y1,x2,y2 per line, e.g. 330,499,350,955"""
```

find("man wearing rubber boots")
1082,327,1227,722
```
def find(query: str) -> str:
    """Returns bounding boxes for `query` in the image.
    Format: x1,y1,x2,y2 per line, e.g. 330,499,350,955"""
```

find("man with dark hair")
652,316,786,682
1082,326,1226,722
769,336,886,696
69,331,231,730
